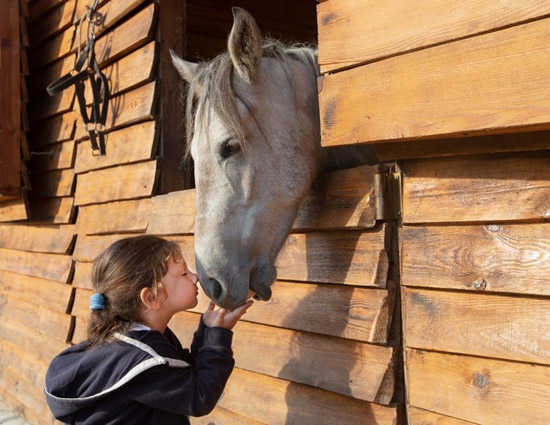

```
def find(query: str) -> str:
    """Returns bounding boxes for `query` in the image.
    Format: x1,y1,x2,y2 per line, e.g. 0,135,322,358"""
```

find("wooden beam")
0,247,72,282
402,224,550,296
402,152,550,223
74,159,158,206
76,198,151,235
407,349,550,425
0,223,75,253
318,0,550,73
320,17,550,146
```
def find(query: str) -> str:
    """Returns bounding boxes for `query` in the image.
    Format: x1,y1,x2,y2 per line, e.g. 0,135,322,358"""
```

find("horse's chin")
249,264,277,301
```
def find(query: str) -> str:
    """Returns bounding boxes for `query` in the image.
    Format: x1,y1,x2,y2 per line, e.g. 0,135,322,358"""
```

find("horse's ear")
170,49,198,84
228,7,262,84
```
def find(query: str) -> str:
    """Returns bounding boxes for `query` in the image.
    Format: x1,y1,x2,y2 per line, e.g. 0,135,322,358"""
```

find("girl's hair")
87,235,182,347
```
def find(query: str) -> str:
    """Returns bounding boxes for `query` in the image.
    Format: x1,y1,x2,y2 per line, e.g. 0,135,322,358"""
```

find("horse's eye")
220,138,241,159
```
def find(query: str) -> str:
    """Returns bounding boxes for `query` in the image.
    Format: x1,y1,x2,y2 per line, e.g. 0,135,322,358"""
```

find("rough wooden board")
0,294,71,342
0,386,56,425
30,53,74,96
0,269,72,314
75,81,157,139
72,260,93,289
188,279,394,343
402,224,550,296
71,316,87,343
0,223,74,253
30,86,74,122
373,131,550,161
31,25,74,70
0,315,69,364
0,197,28,222
0,340,49,394
83,41,156,101
73,233,137,262
71,287,92,319
318,0,550,73
402,153,550,223
0,248,72,282
218,368,398,425
29,0,69,22
30,140,76,172
192,406,265,425
172,312,394,403
74,121,157,174
147,189,196,235
74,159,158,206
320,17,550,146
29,111,76,147
28,196,75,223
408,407,482,425
275,227,389,286
0,0,21,194
406,349,550,425
28,0,75,46
76,198,151,235
404,287,550,365
30,169,75,197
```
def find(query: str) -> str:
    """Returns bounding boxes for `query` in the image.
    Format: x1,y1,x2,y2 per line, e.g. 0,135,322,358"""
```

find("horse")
170,7,377,310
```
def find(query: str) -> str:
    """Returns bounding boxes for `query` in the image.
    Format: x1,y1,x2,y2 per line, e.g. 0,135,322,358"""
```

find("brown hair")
87,235,182,347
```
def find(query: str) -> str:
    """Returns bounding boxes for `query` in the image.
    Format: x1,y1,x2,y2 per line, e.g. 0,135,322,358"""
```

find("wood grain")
402,224,550,295
407,349,550,425
318,0,550,72
76,198,151,235
408,407,481,425
29,111,76,147
30,140,76,172
320,17,550,146
31,169,75,197
0,223,74,253
28,197,75,224
0,248,72,282
0,197,28,222
405,287,550,365
74,159,158,206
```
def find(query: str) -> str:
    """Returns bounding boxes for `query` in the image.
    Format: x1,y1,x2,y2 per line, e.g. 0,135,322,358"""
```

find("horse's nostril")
209,278,225,301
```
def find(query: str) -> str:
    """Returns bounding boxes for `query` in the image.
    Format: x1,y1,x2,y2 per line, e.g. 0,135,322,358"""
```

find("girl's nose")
191,272,199,285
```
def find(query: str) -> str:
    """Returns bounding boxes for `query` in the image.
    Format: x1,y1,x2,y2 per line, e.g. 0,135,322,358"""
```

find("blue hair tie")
90,293,105,310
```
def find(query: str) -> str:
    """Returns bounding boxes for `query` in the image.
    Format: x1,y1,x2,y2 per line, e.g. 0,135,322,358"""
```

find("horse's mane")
183,39,319,158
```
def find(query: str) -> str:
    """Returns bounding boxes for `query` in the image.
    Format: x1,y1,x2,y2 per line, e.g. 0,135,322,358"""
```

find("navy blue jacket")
44,319,234,424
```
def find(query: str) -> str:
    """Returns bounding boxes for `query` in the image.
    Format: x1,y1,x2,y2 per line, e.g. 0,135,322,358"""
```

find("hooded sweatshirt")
44,320,234,425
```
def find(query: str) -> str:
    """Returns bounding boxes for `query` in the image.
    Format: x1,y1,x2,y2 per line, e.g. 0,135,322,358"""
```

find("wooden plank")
0,270,72,314
188,279,395,343
373,130,550,161
0,197,28,222
72,260,93,289
75,81,157,139
275,226,389,287
30,140,76,172
0,341,49,396
76,198,151,235
29,53,75,96
0,248,72,282
0,386,55,425
71,316,87,343
318,0,550,73
73,233,131,262
28,0,75,46
404,287,550,365
218,368,398,425
0,0,21,194
172,312,394,403
0,223,74,253
29,0,68,23
31,25,74,70
28,196,75,223
193,406,265,425
408,407,482,425
29,111,76,147
30,169,75,197
402,224,550,296
406,349,550,425
30,86,74,122
74,121,157,174
147,189,196,235
71,287,91,319
74,159,158,205
83,41,156,101
402,153,550,223
320,18,550,146
0,295,71,342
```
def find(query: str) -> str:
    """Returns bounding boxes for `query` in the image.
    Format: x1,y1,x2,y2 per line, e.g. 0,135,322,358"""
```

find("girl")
44,235,253,425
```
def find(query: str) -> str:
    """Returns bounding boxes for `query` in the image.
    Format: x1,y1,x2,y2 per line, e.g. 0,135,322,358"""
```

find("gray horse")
171,7,376,310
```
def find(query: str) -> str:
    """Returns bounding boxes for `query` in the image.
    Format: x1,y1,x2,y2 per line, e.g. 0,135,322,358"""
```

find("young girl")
44,235,253,425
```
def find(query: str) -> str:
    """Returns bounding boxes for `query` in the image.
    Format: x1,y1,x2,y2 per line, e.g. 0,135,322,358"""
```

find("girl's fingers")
207,301,216,311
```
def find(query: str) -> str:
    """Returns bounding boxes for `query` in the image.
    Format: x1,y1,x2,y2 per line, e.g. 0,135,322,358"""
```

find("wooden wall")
318,1,550,424
0,1,405,424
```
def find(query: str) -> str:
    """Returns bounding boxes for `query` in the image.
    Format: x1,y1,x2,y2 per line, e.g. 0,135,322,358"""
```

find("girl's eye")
220,138,241,159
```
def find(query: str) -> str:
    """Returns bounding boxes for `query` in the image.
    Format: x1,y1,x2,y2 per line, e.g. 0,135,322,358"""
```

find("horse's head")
171,8,321,310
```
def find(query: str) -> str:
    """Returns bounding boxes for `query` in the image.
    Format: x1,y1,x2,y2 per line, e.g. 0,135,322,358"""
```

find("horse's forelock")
182,39,318,160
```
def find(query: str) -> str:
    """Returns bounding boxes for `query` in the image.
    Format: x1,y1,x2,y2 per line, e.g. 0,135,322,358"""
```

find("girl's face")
161,256,199,313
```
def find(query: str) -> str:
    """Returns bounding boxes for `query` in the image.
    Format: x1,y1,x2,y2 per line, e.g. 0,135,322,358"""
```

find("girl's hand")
202,300,253,330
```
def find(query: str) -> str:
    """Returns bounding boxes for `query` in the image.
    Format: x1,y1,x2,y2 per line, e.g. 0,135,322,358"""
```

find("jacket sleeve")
130,326,235,417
